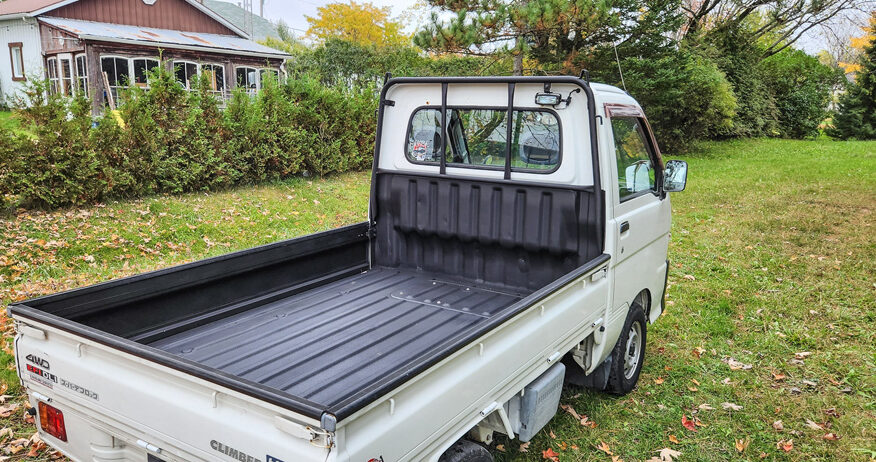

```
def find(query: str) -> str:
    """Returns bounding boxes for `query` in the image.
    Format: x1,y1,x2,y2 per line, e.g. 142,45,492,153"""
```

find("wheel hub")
623,322,643,379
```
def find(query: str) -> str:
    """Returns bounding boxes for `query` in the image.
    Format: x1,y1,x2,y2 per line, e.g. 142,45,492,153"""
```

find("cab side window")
610,117,657,201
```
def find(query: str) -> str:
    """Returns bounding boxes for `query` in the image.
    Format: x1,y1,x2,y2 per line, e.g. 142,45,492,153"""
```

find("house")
0,0,290,113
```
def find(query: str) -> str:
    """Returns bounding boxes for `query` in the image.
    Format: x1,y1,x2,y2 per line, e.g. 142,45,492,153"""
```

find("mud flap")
564,355,612,391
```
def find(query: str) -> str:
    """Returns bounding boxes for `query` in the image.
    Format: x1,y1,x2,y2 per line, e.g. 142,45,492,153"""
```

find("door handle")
620,221,630,233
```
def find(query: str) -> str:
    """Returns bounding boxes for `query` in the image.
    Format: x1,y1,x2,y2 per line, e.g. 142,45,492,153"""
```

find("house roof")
202,0,279,41
40,16,290,59
0,0,69,16
0,0,249,38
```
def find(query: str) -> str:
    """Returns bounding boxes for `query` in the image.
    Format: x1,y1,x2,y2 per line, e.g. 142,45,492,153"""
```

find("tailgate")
13,318,332,462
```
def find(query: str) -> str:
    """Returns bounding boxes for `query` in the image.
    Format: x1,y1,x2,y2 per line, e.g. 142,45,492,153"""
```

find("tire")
605,303,647,395
438,439,494,462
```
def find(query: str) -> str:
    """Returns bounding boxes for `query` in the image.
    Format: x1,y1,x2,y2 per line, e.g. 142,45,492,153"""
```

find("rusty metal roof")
39,17,289,59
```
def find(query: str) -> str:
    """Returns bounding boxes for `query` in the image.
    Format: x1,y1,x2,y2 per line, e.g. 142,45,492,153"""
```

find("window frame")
58,55,74,96
234,66,259,94
46,56,59,94
74,53,88,96
8,42,25,82
100,55,132,105
608,115,663,203
403,105,564,175
131,57,160,88
604,103,664,203
199,62,226,96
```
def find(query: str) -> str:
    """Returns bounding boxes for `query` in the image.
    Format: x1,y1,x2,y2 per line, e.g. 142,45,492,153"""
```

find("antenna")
613,41,627,92
243,0,254,36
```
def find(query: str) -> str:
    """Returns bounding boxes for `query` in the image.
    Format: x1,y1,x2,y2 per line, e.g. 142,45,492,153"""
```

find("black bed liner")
11,76,607,427
150,266,524,409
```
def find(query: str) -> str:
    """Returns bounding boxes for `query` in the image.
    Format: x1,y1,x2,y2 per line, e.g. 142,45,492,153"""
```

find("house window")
174,60,199,90
260,68,280,85
101,56,130,105
132,58,159,87
75,54,88,95
235,66,258,94
200,63,226,97
8,42,25,81
59,57,74,96
46,57,60,95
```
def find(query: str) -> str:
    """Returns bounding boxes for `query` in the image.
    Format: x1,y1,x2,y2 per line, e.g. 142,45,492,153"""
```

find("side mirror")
663,160,688,192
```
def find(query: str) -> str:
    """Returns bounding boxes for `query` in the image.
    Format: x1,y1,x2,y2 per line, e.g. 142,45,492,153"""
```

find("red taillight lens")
37,402,67,442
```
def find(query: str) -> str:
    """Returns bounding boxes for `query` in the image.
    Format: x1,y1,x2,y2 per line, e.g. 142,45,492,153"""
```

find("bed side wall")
21,223,371,340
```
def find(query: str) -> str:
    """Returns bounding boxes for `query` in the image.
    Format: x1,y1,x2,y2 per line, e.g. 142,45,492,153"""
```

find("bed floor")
149,266,525,408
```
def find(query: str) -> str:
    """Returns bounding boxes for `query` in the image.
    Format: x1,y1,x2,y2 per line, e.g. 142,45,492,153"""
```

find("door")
606,108,671,326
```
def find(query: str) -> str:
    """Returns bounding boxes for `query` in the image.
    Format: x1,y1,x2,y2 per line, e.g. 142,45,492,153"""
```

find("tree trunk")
513,39,524,76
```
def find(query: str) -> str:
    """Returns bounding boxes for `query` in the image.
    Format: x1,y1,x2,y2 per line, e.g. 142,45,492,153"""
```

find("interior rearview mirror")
663,160,688,192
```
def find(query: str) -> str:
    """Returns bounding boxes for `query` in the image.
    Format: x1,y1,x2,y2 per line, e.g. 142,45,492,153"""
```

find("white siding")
0,18,43,104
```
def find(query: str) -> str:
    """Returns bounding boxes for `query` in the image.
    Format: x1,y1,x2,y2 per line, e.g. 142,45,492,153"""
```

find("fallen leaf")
822,433,841,441
658,447,682,461
692,347,705,358
682,414,697,432
691,378,701,386
560,403,581,420
823,408,840,418
25,441,45,458
772,372,787,381
773,420,784,431
794,352,812,360
805,419,824,431
668,434,680,444
777,439,793,452
0,404,19,418
496,444,505,452
722,402,743,411
519,442,531,453
683,274,696,281
698,403,715,411
735,438,750,453
726,358,753,371
654,377,665,385
611,456,624,462
688,386,698,392
597,441,613,455
549,430,557,439
542,448,560,461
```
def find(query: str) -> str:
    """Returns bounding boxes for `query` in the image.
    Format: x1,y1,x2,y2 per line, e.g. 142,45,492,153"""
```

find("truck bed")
148,266,523,408
13,171,604,423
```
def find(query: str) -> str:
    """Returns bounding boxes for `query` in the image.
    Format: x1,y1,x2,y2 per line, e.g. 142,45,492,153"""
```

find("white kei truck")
10,76,688,462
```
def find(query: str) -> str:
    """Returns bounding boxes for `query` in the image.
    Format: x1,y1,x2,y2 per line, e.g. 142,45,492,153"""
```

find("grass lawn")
0,139,874,460
0,111,19,133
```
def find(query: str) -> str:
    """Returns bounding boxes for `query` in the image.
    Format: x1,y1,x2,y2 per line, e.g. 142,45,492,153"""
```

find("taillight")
38,402,67,442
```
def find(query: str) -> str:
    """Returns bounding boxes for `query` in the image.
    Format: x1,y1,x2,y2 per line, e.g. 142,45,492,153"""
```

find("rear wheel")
438,439,493,462
605,303,647,395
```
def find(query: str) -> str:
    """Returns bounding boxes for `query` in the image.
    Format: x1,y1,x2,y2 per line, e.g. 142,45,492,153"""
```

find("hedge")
0,65,376,209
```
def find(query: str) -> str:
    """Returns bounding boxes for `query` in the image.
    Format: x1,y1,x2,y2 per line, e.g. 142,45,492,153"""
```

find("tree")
306,1,409,47
680,0,869,58
414,0,683,75
828,12,876,139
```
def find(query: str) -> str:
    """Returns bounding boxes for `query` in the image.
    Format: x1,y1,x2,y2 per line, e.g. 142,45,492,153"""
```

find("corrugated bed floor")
149,266,524,408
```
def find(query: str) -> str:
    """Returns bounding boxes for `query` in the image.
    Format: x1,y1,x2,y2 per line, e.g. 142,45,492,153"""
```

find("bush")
759,49,839,138
610,49,737,153
0,61,376,209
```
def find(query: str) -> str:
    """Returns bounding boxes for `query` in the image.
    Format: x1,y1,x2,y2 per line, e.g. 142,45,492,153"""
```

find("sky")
228,0,419,38
217,0,860,55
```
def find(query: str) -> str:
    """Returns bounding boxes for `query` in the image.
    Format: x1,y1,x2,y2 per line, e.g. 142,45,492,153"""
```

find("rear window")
406,107,561,172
